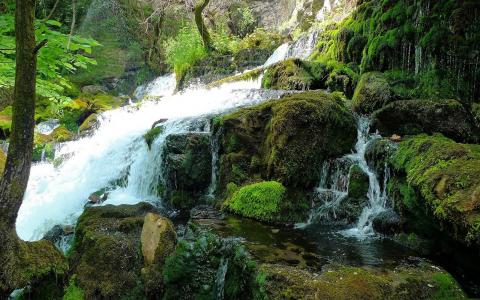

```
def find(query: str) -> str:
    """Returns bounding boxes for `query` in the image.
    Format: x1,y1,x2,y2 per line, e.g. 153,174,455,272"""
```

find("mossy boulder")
391,134,480,248
215,91,356,192
68,203,161,299
352,72,393,114
371,99,480,143
143,125,164,149
32,133,55,162
224,181,297,223
261,59,327,91
78,113,99,137
260,262,466,299
161,133,212,209
51,125,74,143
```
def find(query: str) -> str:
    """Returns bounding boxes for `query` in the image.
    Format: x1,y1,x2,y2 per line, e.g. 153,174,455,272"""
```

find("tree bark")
0,0,39,295
194,0,213,52
67,0,76,50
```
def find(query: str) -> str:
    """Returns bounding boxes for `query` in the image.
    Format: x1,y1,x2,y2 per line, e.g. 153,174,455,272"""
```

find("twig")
33,39,48,54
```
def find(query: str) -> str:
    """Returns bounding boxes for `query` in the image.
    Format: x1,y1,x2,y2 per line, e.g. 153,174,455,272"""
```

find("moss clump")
0,107,12,139
32,133,55,162
208,68,263,88
352,72,392,114
143,126,164,149
391,134,480,246
372,99,480,143
224,181,286,222
162,228,262,300
262,59,327,91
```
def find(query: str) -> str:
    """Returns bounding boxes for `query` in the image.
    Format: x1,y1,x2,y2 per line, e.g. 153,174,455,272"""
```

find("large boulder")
214,91,356,191
391,134,480,248
372,210,405,235
365,138,397,179
371,99,480,143
162,133,212,209
352,72,393,114
68,203,171,299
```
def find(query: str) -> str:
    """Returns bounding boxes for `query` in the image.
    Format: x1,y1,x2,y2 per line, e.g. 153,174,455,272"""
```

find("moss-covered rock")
143,125,164,149
372,99,480,143
262,59,327,91
224,181,292,222
68,203,158,299
365,138,397,179
391,134,480,247
162,227,262,300
161,133,212,209
260,262,466,299
352,72,393,114
32,133,55,162
51,125,74,143
78,113,99,137
347,164,369,200
215,91,356,191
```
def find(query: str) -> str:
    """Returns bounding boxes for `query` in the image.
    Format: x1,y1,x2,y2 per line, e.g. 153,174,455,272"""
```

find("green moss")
51,126,74,143
0,149,6,174
208,68,263,88
63,277,85,300
347,164,369,200
432,272,465,300
143,126,164,149
224,181,286,222
392,134,480,246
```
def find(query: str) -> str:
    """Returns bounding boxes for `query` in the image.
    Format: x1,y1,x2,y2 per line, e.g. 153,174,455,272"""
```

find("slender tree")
194,0,213,52
0,0,66,296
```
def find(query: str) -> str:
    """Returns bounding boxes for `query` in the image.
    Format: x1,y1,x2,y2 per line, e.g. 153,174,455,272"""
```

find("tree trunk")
194,0,213,52
67,0,77,50
0,0,36,292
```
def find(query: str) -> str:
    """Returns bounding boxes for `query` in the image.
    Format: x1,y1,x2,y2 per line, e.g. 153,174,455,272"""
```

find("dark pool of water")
194,214,480,297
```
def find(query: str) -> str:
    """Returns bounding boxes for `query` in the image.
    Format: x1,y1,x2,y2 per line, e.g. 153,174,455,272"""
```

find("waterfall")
213,258,229,300
16,74,283,241
300,116,390,237
263,29,321,67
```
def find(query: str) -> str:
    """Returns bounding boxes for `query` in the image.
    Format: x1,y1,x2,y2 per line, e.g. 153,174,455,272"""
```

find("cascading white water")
300,116,390,237
16,74,292,241
263,29,320,67
342,116,389,237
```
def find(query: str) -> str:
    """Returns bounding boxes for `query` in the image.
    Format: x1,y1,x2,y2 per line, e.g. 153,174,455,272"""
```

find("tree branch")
33,39,48,54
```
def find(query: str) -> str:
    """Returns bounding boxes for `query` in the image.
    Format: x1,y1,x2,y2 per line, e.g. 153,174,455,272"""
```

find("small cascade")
302,116,391,237
213,258,229,300
133,73,176,100
263,30,321,67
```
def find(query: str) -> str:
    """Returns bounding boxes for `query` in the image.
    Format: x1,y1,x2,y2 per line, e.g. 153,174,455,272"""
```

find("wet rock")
150,118,168,129
190,205,224,220
352,72,393,114
78,113,99,137
347,164,369,200
372,210,405,235
371,99,480,143
86,191,108,205
365,138,397,179
141,213,177,265
68,203,157,299
81,85,107,95
262,59,327,90
162,133,212,209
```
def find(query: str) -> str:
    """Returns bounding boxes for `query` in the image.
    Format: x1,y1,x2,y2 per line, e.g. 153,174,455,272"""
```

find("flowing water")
16,75,294,241
300,116,390,238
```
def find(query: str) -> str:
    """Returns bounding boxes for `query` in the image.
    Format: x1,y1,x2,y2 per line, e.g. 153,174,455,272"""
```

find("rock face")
371,99,480,143
365,138,397,179
213,91,356,222
372,210,405,235
260,262,466,299
352,72,393,114
141,213,177,265
68,203,162,299
338,164,369,222
161,133,212,209
391,134,480,248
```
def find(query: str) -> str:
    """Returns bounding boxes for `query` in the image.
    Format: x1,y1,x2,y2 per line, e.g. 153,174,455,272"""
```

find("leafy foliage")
0,12,98,107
